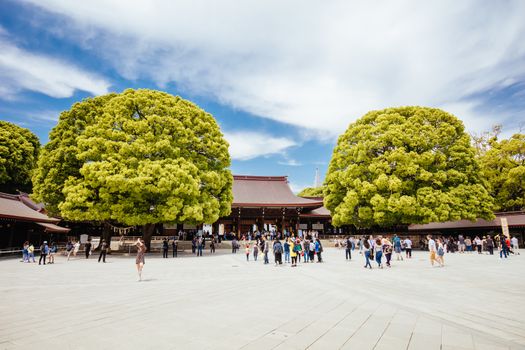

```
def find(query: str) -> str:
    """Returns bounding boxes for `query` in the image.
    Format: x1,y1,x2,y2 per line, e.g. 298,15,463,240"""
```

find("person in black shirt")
85,240,92,259
162,238,169,258
98,240,108,263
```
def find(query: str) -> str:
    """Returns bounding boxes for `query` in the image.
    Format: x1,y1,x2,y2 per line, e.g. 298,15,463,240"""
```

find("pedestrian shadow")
140,278,157,282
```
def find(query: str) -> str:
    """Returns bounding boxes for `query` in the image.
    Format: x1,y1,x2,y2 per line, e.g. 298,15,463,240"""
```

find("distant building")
0,192,70,249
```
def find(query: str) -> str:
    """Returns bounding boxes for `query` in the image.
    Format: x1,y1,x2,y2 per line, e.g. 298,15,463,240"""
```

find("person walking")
345,236,352,261
98,239,108,263
404,237,412,259
232,238,238,254
245,243,250,261
191,237,197,254
172,239,178,257
263,238,270,264
22,241,29,263
66,241,74,260
474,236,482,254
393,235,403,261
162,238,169,258
28,243,35,263
39,241,49,265
436,238,445,267
458,235,465,253
315,238,323,263
486,235,494,255
48,241,57,264
253,243,259,261
284,239,291,263
210,238,216,254
303,239,310,263
85,240,92,259
363,236,372,269
383,239,393,267
511,236,520,255
290,240,299,267
73,241,80,257
465,237,472,253
197,236,204,257
273,239,283,265
428,235,438,266
374,238,383,268
135,238,146,281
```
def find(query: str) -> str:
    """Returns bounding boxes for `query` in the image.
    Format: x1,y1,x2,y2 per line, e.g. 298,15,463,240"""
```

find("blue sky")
1,0,525,192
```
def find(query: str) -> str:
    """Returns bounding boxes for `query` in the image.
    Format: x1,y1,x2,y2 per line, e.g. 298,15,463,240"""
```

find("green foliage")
324,106,494,227
32,89,233,225
0,121,40,193
297,186,324,197
479,133,525,211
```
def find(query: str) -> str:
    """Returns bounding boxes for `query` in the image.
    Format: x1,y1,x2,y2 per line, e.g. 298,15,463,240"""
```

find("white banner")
299,224,308,229
312,223,324,230
501,217,509,238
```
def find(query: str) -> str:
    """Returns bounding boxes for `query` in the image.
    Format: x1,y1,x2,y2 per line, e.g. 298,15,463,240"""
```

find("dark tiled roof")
233,175,323,208
301,206,331,217
36,222,71,233
0,192,59,223
408,212,525,231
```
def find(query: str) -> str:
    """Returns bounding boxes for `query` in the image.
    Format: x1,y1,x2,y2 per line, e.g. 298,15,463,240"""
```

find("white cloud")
224,131,296,161
278,159,302,167
21,0,525,135
0,38,110,99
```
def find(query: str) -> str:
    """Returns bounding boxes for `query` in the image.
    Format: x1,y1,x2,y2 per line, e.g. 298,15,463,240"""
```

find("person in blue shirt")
315,239,323,263
283,239,290,263
48,241,57,264
393,234,403,261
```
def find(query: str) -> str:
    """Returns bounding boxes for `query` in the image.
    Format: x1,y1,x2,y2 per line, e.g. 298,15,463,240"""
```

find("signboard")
219,224,224,236
80,234,89,243
312,223,324,230
183,224,197,230
501,217,509,238
299,224,308,229
203,224,213,235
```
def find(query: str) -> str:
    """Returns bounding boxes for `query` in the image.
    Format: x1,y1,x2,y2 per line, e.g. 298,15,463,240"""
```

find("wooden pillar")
237,207,241,237
281,208,286,234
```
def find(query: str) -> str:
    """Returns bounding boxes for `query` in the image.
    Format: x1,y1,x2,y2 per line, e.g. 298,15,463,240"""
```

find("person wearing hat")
39,241,49,265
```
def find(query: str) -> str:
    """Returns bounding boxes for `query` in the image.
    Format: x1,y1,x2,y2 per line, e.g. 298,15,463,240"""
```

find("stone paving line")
0,248,524,350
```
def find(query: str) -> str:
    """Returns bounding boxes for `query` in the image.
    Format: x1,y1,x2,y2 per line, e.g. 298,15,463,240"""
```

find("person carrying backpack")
345,236,352,260
273,239,283,265
284,239,290,263
315,238,323,263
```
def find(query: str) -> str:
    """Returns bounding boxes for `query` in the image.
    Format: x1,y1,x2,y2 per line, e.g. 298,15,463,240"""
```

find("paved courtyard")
1,248,524,350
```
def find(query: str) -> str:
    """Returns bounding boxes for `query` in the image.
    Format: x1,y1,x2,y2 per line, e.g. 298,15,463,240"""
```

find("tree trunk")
143,223,155,252
102,222,113,253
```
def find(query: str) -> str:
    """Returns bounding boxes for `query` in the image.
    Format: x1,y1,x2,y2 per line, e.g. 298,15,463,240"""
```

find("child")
245,244,250,261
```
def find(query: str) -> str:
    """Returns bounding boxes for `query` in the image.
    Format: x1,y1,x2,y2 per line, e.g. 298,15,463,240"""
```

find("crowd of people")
19,231,521,282
238,235,325,267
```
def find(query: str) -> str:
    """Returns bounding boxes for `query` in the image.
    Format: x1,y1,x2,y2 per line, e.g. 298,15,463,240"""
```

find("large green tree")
298,186,324,197
32,89,233,247
0,121,40,194
324,106,494,228
478,133,525,211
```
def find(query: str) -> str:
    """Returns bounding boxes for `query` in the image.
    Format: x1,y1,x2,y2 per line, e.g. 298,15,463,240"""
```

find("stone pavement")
0,248,524,350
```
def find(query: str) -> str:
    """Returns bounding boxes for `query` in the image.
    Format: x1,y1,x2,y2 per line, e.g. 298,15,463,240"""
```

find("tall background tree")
324,106,494,228
478,132,525,211
297,186,324,197
32,89,233,248
0,121,40,194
